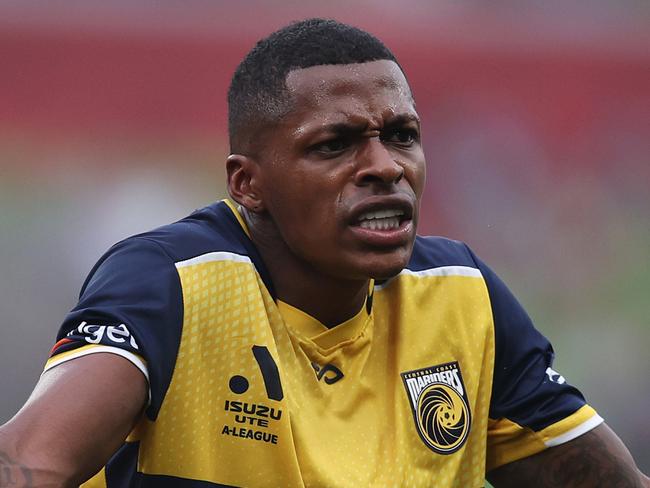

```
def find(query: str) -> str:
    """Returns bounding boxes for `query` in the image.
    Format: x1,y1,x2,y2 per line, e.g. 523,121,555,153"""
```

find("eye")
382,128,419,147
310,138,349,157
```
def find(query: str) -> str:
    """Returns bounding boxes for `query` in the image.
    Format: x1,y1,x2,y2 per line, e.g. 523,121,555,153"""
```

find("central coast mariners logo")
401,361,471,454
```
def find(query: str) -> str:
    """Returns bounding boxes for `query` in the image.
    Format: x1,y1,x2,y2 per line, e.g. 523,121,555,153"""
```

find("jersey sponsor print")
221,345,283,445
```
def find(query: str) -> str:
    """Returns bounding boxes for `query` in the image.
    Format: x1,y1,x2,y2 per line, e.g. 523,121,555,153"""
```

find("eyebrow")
383,113,421,129
317,113,421,136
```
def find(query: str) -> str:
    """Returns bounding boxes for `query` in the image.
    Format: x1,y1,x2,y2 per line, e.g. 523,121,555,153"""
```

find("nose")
354,138,404,186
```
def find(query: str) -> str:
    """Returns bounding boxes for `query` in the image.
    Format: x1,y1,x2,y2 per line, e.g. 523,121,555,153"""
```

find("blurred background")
1,0,648,475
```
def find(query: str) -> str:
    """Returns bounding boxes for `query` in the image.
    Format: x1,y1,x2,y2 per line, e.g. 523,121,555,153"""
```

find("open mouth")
347,195,416,246
355,208,406,231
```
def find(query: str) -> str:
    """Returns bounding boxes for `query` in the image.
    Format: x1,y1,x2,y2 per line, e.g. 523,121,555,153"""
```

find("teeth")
359,217,400,231
358,209,404,222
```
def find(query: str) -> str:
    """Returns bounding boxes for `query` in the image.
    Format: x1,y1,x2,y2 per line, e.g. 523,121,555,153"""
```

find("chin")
369,265,407,280
322,245,414,282
360,252,412,281
326,256,406,282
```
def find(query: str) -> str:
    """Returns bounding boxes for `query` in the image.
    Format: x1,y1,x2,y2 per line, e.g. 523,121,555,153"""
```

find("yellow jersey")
46,200,602,487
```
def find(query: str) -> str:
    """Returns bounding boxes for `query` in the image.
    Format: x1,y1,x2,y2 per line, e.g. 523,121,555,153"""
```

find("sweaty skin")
488,424,650,487
0,354,147,487
227,60,426,327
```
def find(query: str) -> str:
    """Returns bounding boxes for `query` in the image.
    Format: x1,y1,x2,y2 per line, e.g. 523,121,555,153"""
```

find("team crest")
401,361,471,454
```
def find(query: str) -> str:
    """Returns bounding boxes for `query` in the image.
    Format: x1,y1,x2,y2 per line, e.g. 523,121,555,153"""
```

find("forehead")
284,60,416,125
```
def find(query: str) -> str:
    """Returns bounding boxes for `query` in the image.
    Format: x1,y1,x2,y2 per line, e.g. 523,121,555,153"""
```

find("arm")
465,247,648,486
488,423,650,488
0,353,147,487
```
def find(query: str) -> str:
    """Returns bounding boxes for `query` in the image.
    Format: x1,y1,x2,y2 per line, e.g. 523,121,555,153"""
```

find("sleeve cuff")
43,344,151,404
487,404,603,471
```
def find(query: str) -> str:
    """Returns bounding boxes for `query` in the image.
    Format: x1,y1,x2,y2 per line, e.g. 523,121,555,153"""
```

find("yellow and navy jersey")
45,200,602,488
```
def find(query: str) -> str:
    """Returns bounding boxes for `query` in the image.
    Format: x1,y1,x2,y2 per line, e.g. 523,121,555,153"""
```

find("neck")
244,209,369,328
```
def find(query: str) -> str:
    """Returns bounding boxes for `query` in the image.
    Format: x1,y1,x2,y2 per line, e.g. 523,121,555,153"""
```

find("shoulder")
375,235,483,289
124,200,250,263
406,235,478,271
78,200,252,296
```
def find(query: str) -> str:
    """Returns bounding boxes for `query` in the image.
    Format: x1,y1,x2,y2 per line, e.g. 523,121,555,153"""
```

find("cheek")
262,160,350,233
413,150,427,190
416,162,427,194
290,170,347,209
404,157,426,195
269,180,339,233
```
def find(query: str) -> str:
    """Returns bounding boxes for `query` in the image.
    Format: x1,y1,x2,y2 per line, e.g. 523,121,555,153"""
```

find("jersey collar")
277,290,373,351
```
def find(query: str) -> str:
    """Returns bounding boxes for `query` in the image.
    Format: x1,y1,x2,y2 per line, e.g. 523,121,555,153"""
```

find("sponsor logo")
311,362,344,384
68,321,140,350
545,367,566,385
401,361,471,454
222,400,281,444
221,345,283,445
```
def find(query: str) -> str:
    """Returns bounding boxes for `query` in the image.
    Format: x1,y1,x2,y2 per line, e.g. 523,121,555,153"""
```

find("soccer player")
0,18,648,488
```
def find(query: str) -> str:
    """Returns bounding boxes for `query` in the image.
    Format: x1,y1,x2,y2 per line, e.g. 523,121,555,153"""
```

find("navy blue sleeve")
50,237,183,420
466,246,587,430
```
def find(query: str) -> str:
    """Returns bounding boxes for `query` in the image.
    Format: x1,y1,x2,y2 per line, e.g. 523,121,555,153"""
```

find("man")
0,18,647,488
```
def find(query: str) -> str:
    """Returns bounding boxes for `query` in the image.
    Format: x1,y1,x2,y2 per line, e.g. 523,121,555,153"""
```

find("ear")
226,154,265,212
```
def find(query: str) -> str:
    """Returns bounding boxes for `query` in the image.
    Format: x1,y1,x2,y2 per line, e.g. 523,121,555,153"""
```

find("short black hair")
228,18,400,153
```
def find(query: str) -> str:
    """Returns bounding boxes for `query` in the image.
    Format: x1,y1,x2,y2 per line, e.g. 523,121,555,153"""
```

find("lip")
346,194,416,247
348,219,414,247
348,194,415,224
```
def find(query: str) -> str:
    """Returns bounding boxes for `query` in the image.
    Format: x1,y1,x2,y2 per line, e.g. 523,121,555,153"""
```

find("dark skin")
488,424,650,487
0,354,146,487
0,60,647,487
227,61,425,326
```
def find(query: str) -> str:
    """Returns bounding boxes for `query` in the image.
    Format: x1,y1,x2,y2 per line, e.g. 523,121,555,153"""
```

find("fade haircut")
228,18,400,153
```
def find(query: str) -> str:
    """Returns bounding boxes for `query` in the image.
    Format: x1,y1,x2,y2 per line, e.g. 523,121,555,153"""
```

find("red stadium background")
1,1,648,474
